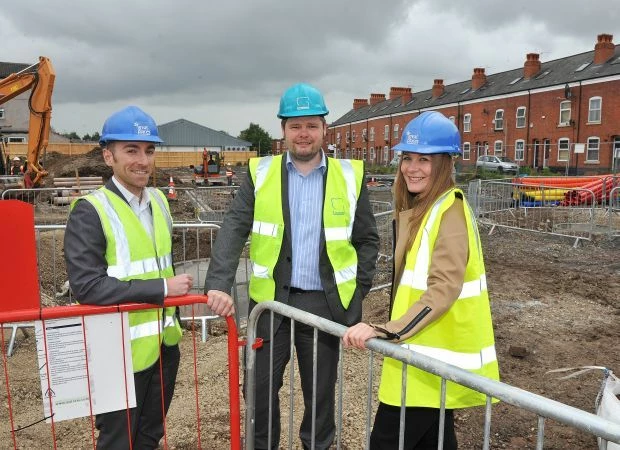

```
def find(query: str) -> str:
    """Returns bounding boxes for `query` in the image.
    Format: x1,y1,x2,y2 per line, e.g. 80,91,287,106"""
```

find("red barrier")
0,295,242,450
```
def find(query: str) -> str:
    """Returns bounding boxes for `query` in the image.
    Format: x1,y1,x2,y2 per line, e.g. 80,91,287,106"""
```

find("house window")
7,137,25,143
0,108,4,119
558,138,570,161
369,127,375,141
463,113,471,132
370,147,375,161
515,140,525,161
276,141,281,150
383,146,389,163
516,107,526,128
384,125,389,139
559,101,571,125
494,140,503,156
362,128,367,141
336,132,341,144
586,137,600,162
393,124,399,139
351,130,356,142
494,110,504,130
448,116,455,123
345,131,350,143
588,97,602,123
462,142,471,160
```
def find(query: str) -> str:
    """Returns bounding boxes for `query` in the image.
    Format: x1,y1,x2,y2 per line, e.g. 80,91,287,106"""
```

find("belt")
289,287,322,294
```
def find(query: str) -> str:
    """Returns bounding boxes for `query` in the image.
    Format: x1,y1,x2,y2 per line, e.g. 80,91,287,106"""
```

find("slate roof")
158,119,251,148
0,62,30,79
330,45,620,126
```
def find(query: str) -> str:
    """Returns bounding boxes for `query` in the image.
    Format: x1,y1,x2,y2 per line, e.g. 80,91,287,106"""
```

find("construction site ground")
0,151,619,449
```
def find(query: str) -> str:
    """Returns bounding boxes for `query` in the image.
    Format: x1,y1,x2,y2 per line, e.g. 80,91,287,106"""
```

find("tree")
82,132,100,143
238,123,272,156
62,131,81,141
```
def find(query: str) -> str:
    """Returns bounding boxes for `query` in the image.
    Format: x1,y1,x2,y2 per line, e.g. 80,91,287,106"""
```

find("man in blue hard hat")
64,105,234,449
205,83,379,449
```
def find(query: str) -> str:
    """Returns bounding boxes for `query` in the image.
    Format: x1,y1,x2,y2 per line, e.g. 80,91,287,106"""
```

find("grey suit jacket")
64,180,167,306
204,154,380,337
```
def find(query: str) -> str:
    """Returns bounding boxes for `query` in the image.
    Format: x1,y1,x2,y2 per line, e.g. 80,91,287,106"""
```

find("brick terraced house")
327,33,620,175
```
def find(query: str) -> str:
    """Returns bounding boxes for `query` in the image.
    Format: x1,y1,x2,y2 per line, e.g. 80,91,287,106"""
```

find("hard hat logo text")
296,96,310,110
134,122,152,136
405,131,418,145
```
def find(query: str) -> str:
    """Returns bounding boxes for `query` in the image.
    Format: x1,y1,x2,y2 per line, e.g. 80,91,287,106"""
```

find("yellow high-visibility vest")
74,187,182,372
248,154,363,308
379,188,499,408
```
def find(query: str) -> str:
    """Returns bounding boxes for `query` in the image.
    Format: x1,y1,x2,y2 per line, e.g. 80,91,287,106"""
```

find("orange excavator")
0,56,55,188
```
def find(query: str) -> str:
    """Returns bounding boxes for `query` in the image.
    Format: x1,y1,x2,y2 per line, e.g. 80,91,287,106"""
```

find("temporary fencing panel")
0,297,242,449
0,200,244,449
244,301,620,450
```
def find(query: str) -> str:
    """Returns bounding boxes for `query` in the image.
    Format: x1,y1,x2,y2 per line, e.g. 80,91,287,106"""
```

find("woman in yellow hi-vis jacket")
343,111,499,450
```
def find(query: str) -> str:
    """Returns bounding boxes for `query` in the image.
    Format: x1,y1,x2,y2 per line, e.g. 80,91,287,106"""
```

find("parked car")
476,155,519,174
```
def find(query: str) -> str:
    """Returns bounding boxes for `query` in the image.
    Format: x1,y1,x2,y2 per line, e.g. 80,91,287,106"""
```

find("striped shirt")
286,152,326,291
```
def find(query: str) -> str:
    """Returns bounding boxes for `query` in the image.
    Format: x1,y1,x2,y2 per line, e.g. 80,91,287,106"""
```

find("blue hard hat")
277,83,329,119
393,111,461,155
99,105,163,146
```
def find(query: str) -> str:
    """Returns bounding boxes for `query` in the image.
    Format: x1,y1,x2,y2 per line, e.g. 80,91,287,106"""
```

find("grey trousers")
95,344,180,449
251,290,339,450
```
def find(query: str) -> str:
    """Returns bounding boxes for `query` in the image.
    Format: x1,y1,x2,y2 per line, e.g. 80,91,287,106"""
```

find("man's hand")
166,274,193,297
342,322,377,349
206,289,236,317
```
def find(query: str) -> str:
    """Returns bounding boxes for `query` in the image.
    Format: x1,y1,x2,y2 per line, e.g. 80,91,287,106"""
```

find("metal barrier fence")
0,296,242,450
468,180,601,245
245,301,620,450
609,186,620,237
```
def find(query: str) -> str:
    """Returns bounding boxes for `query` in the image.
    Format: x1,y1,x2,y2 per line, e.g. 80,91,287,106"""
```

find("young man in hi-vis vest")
64,105,233,449
205,83,379,450
343,111,500,450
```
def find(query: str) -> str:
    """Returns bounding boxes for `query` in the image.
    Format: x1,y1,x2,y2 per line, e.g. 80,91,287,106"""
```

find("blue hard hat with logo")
99,105,163,146
277,83,329,119
393,111,461,155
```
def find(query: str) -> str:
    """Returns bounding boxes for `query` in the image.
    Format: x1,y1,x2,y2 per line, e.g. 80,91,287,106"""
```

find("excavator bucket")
0,200,40,313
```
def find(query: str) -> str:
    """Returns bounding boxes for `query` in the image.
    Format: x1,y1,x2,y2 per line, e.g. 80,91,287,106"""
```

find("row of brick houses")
276,33,620,175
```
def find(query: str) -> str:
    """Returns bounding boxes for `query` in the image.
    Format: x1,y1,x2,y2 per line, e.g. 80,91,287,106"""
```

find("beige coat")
372,198,469,341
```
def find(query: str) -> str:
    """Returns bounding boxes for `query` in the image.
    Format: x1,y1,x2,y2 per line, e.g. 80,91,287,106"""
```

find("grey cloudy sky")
2,0,618,139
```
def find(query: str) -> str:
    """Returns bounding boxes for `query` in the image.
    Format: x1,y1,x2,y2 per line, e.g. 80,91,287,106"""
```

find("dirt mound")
43,149,112,180
43,149,180,187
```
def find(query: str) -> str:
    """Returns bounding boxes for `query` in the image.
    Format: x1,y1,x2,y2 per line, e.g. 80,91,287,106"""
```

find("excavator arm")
0,56,55,187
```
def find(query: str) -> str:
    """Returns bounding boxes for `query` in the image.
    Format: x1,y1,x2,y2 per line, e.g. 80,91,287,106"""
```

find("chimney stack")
432,79,445,98
353,98,369,110
523,53,541,79
471,68,487,90
369,93,386,106
594,33,615,65
388,86,413,105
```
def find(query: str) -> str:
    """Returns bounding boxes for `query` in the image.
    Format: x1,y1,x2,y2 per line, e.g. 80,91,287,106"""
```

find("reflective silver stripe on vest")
252,221,279,237
334,263,357,285
254,156,273,192
130,320,161,340
401,343,497,370
148,187,172,234
324,227,349,241
163,315,176,329
400,270,487,300
91,190,132,276
108,254,173,279
251,261,270,279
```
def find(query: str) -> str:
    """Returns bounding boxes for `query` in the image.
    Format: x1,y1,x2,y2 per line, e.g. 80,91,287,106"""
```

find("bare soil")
1,154,618,449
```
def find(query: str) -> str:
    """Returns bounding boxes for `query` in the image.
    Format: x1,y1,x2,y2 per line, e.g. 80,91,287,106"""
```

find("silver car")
476,155,519,174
